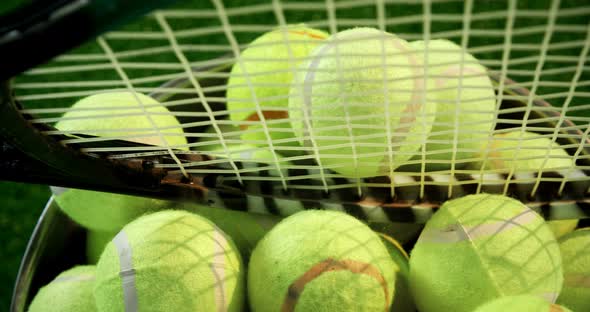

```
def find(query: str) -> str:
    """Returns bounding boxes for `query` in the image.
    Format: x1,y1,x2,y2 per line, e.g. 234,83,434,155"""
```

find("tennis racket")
1,0,589,223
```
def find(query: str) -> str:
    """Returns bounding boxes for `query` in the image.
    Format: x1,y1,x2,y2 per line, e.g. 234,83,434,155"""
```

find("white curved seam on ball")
301,36,334,148
434,65,486,89
377,36,424,174
540,291,560,303
387,37,423,148
417,208,537,243
303,30,424,176
211,226,228,312
417,196,542,300
301,30,390,142
113,230,139,312
53,274,95,283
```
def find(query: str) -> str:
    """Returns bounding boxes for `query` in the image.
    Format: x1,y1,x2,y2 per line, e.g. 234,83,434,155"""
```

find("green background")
1,3,45,312
1,0,589,310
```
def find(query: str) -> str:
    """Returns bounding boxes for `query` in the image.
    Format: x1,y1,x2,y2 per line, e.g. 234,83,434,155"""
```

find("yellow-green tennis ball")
473,295,573,312
182,203,281,261
227,24,328,147
95,210,245,312
51,186,173,232
406,39,496,171
28,265,97,312
409,194,563,312
248,210,398,312
477,130,574,172
556,228,590,312
55,91,187,148
289,27,434,178
86,230,117,264
547,219,578,239
53,92,188,232
377,232,415,312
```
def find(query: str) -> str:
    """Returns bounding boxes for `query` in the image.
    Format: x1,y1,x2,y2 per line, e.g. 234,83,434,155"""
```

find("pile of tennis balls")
31,191,589,312
28,24,589,312
221,23,578,178
224,24,501,176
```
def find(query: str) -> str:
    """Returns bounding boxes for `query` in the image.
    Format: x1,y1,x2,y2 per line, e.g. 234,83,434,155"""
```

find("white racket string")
10,0,590,195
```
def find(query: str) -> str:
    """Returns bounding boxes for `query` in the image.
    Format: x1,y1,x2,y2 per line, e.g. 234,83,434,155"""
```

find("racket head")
1,0,590,222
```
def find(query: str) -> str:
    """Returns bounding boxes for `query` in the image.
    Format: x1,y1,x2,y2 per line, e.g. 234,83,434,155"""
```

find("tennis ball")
405,39,495,171
55,91,187,148
556,228,590,312
53,91,188,232
51,186,173,232
181,203,281,261
409,194,563,312
227,24,329,148
86,230,117,264
28,265,97,312
473,295,573,312
377,232,415,312
248,210,397,312
547,219,578,239
95,210,244,312
475,130,574,172
289,27,434,178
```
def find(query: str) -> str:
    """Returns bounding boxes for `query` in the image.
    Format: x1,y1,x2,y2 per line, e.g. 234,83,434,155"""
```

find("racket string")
10,0,590,199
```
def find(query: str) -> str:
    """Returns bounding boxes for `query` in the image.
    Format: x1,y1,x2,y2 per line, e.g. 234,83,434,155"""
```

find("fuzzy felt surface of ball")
289,27,434,178
248,210,397,312
94,210,245,312
405,39,496,171
51,186,173,232
53,91,187,232
378,232,415,312
227,25,328,147
55,91,186,148
182,203,281,261
556,228,590,312
475,130,574,172
409,194,563,312
28,265,97,312
473,295,572,312
547,219,578,239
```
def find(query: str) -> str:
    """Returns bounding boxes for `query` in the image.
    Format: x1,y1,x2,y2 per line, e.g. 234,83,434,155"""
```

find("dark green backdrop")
1,0,589,310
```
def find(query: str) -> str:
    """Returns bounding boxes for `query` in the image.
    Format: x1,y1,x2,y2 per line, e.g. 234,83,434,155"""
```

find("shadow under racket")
2,59,590,223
